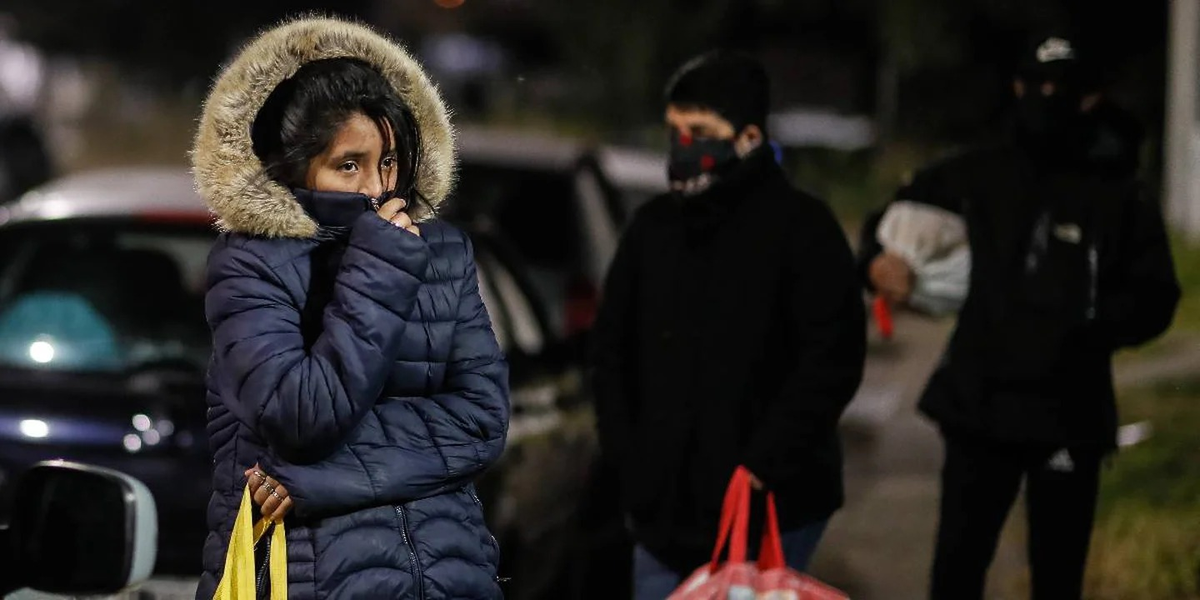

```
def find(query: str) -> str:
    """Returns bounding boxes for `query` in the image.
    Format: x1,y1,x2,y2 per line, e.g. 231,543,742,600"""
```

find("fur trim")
191,16,455,238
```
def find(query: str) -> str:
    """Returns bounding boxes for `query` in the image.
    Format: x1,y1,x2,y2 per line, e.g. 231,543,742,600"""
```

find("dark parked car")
451,130,668,599
0,170,213,573
0,167,600,596
451,127,666,341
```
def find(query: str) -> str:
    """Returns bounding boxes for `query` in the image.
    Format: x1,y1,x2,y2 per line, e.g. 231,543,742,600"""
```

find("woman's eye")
338,161,359,173
381,155,397,169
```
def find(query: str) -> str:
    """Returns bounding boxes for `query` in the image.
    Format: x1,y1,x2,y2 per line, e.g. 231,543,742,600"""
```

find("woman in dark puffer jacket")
192,17,508,600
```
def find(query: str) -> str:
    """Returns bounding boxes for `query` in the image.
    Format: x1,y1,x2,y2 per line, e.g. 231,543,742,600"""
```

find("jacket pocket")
467,486,501,559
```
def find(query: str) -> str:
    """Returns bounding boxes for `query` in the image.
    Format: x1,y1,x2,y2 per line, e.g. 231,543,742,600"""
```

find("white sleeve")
908,245,971,316
877,200,971,316
876,200,968,268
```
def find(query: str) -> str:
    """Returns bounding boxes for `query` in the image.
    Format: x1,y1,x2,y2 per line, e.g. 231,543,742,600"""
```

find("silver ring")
270,489,284,501
262,481,276,495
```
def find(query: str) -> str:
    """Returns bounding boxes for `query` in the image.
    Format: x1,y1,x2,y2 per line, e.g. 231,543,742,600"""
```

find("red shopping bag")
668,467,849,600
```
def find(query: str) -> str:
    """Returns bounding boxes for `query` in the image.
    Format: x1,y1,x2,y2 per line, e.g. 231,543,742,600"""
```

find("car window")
474,254,511,353
0,221,214,374
474,246,545,357
486,252,544,356
575,167,620,286
450,163,580,271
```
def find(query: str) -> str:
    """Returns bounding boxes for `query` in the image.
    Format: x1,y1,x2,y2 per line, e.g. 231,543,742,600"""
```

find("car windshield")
451,163,581,271
0,220,215,374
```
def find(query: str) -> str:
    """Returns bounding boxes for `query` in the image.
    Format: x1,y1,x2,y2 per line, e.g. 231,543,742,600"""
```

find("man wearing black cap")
590,50,866,599
862,36,1180,599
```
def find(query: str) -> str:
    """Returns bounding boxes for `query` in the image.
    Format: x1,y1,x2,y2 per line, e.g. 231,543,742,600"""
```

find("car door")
469,232,599,600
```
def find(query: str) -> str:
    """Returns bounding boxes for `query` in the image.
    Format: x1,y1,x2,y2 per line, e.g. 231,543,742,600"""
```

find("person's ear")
735,124,764,157
1013,79,1026,99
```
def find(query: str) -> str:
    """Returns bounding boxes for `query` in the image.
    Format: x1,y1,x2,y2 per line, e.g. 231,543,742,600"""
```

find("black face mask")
668,131,740,186
1018,93,1079,135
1014,86,1093,162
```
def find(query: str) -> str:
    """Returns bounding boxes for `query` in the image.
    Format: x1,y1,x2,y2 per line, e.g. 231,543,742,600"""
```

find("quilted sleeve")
206,212,429,464
262,234,510,517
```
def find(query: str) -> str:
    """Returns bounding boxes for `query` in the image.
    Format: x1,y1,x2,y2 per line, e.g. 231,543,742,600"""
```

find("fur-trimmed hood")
191,17,455,238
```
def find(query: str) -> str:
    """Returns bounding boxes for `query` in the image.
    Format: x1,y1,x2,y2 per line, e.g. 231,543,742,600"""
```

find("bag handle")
757,491,786,570
707,467,790,573
215,486,289,600
873,296,894,339
708,467,752,572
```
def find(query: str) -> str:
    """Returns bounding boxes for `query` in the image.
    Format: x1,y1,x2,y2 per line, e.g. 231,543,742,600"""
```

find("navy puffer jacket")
191,18,508,600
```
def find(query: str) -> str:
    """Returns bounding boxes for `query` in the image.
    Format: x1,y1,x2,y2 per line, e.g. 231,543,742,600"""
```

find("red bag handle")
757,491,786,570
873,296,894,340
708,467,788,573
708,467,752,572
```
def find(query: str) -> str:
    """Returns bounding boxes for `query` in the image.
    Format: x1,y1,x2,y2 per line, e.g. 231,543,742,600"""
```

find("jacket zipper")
396,505,427,600
1086,243,1099,321
469,490,506,585
255,529,272,598
469,490,501,552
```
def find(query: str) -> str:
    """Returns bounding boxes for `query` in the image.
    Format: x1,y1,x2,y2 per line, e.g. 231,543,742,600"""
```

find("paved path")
812,311,1199,600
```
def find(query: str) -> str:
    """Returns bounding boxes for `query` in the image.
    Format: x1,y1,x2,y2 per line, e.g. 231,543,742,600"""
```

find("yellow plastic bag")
214,486,287,599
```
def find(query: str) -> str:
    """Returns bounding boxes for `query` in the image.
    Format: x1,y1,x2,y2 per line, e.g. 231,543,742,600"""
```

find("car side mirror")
2,460,157,595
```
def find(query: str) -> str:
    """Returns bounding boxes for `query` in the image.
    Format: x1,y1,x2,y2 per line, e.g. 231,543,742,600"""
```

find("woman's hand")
246,464,293,522
376,197,420,237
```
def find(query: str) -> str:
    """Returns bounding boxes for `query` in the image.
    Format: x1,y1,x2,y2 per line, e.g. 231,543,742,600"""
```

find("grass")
1085,377,1200,599
1084,237,1200,599
1168,237,1200,332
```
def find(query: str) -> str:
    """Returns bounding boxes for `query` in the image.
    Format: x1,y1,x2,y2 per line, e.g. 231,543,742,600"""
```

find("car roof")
456,126,667,193
0,166,207,227
596,146,668,194
457,126,584,170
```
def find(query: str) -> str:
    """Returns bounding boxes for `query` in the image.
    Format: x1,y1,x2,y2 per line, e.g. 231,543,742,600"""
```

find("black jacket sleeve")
856,208,886,292
1097,191,1180,348
743,199,867,488
588,209,647,466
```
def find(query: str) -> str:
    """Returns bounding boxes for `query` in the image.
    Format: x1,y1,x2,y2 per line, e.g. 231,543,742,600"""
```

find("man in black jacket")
863,36,1180,600
590,51,866,599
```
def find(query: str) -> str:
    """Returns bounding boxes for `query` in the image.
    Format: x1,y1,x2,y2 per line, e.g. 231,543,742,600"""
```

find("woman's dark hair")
251,57,423,206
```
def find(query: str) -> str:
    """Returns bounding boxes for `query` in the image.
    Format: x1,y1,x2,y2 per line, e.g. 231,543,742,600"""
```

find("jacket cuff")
348,211,431,277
